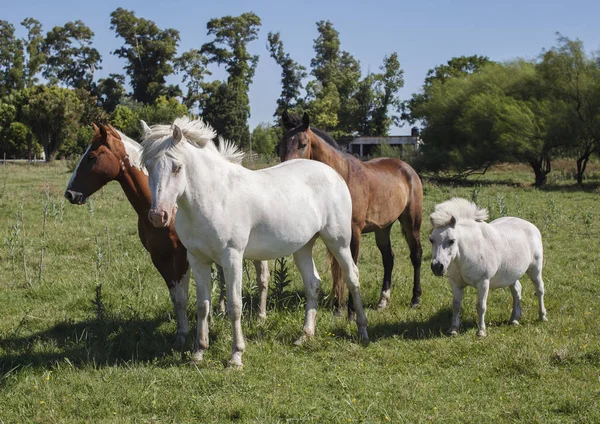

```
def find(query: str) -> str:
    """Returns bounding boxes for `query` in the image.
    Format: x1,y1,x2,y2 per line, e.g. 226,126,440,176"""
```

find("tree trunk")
530,155,551,187
576,149,592,186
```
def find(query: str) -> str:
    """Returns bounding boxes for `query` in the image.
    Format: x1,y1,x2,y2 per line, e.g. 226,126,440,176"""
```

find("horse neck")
309,134,349,178
112,138,152,217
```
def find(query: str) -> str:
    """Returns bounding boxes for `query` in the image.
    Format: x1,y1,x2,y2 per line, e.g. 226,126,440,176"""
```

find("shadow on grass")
0,313,179,374
423,175,600,192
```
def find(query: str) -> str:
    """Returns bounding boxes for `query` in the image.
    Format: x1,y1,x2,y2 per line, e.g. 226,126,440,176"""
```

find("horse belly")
244,230,314,261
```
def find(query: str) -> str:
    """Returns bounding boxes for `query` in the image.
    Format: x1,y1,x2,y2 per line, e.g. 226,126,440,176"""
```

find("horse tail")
327,249,346,314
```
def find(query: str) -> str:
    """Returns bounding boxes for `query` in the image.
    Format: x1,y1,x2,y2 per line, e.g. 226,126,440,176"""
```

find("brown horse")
280,112,423,316
64,124,270,348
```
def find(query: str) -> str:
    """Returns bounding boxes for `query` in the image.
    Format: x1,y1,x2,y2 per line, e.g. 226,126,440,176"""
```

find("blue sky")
3,0,600,134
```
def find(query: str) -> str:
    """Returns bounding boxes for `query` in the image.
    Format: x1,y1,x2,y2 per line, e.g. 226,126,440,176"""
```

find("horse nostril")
431,262,444,276
65,191,73,200
161,211,169,224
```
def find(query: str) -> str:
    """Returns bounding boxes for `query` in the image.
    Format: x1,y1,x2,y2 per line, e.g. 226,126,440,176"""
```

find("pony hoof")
190,351,204,363
358,327,370,345
347,312,356,322
332,308,343,317
227,360,244,369
510,320,520,326
447,329,458,337
410,298,421,309
294,335,310,346
376,299,389,310
540,315,548,322
173,335,186,350
476,330,487,338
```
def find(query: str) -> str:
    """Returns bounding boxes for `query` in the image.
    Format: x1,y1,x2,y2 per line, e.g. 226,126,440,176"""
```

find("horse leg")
169,267,190,349
399,207,423,308
216,264,226,313
509,280,522,325
292,240,320,345
344,226,362,321
375,225,394,310
329,253,345,317
527,264,548,322
254,260,270,320
188,253,212,363
476,280,490,337
448,282,464,336
324,238,369,343
221,249,246,368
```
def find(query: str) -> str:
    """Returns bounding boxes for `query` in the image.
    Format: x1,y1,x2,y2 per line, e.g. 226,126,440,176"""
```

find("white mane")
140,116,244,165
430,198,489,228
115,129,147,173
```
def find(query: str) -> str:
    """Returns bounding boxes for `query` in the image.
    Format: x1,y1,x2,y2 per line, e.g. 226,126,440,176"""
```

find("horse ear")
302,112,310,128
172,124,183,144
450,216,457,227
140,120,151,136
281,111,292,129
98,123,108,140
92,123,99,132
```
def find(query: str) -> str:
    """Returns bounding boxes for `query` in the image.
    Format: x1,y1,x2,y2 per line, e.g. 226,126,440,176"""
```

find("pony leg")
399,209,423,308
169,268,190,349
476,280,490,337
221,249,246,367
527,266,548,322
188,254,212,363
375,225,394,310
325,240,369,343
448,282,464,336
346,226,362,321
254,260,270,320
509,280,523,325
292,240,320,345
216,265,226,313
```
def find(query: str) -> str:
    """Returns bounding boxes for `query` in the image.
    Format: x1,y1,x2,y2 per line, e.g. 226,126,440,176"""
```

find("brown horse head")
65,123,128,204
280,111,314,161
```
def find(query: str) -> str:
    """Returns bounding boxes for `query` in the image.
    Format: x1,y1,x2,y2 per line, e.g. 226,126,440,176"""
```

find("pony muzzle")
430,261,445,277
65,190,85,205
148,208,171,227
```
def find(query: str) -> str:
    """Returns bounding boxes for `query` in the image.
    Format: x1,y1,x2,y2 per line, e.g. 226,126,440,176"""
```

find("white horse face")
147,154,186,227
429,224,459,276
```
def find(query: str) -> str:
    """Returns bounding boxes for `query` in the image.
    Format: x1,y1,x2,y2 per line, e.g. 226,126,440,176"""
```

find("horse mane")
430,198,489,228
140,116,244,165
284,112,342,151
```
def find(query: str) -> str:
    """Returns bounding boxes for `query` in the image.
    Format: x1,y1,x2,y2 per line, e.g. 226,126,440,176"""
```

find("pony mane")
430,198,489,228
284,112,342,151
140,116,244,165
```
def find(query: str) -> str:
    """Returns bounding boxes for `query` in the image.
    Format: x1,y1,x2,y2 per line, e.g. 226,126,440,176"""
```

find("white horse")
429,198,547,337
140,117,368,367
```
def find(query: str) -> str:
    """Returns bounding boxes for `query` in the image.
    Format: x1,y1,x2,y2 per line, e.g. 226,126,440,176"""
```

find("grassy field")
0,159,599,422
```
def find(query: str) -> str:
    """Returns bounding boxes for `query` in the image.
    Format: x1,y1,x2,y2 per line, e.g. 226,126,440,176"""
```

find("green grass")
0,160,599,422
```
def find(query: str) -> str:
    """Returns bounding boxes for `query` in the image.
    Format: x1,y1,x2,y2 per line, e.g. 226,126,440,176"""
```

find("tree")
0,21,25,96
402,55,492,125
94,74,126,113
21,18,45,87
174,49,211,111
43,20,101,90
22,85,82,161
200,12,262,147
110,8,180,104
251,122,279,155
267,32,306,117
537,35,600,185
371,53,404,135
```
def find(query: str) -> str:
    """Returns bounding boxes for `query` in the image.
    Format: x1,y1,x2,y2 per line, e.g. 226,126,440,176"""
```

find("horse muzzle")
65,190,86,205
148,208,170,228
430,261,445,277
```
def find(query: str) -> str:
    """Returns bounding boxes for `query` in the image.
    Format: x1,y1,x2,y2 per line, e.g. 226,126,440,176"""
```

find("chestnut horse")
280,112,423,316
64,124,270,348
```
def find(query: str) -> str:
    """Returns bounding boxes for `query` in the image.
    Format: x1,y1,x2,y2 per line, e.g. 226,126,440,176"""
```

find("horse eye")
298,143,307,150
173,165,182,174
448,240,455,246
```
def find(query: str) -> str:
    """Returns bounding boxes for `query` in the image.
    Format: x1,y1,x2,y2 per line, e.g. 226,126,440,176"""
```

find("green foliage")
174,49,211,111
0,20,25,96
94,74,126,113
200,13,262,148
267,32,307,118
110,8,180,104
4,121,42,158
58,124,93,159
43,20,101,90
251,122,280,155
21,85,83,161
21,18,45,87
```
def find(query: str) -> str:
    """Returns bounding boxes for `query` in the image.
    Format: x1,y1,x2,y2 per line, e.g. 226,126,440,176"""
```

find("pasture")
0,160,599,422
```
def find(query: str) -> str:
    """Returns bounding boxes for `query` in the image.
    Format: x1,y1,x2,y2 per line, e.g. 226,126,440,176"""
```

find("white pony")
140,117,368,367
429,198,547,337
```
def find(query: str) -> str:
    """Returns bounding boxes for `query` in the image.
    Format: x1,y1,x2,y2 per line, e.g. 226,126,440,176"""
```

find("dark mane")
284,112,342,151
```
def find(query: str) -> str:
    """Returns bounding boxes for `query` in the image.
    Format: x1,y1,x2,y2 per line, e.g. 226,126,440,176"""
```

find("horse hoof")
332,308,343,317
347,312,356,322
410,298,421,309
510,320,520,326
294,335,309,346
358,327,370,345
257,313,267,321
476,330,487,338
376,299,388,310
190,351,204,363
173,335,186,350
540,315,548,322
447,329,458,337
